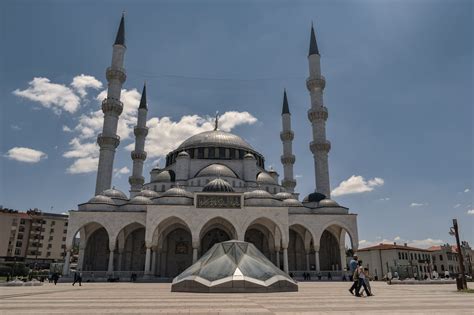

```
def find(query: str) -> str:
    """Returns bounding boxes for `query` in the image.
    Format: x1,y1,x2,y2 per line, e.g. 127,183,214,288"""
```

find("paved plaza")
0,282,473,314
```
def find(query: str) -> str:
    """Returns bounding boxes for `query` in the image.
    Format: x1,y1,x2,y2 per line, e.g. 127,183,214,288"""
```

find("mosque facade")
64,15,358,278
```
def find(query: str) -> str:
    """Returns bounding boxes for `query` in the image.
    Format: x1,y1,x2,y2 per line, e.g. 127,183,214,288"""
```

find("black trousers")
349,280,358,292
357,279,370,296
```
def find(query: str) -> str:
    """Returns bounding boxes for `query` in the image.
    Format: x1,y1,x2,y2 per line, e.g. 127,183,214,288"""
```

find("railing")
289,270,349,280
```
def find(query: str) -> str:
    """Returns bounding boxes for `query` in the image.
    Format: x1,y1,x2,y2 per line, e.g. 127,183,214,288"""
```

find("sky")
0,0,472,249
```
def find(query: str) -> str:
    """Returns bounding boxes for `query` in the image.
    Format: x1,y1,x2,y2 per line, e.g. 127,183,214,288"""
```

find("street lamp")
449,219,467,290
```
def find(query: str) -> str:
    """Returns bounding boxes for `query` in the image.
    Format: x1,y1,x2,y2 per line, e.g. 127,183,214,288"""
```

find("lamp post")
449,219,467,290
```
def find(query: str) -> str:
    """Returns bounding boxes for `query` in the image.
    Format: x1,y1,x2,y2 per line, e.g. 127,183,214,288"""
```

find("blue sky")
0,0,472,248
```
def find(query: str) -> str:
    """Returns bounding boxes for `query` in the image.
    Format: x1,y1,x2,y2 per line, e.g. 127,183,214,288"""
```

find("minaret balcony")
280,155,296,165
128,176,145,186
134,126,149,137
282,179,297,190
280,130,294,141
307,107,328,122
306,75,326,91
102,98,124,116
131,150,147,161
106,66,127,83
310,140,331,153
97,133,120,148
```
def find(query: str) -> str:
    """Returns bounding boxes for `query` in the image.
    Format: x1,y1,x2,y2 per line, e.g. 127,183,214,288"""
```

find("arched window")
154,185,157,191
161,184,165,191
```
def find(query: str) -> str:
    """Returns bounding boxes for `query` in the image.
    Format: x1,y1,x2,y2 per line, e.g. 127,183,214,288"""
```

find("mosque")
64,15,358,279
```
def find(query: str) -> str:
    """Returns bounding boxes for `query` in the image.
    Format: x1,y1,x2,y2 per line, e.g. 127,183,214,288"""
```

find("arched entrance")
244,218,280,262
288,229,306,271
319,230,341,271
116,223,146,272
83,226,109,271
199,217,237,256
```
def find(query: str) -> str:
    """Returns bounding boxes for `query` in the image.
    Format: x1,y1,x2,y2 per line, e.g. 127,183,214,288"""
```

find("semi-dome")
161,187,193,199
303,192,326,203
129,196,153,205
101,188,128,200
257,172,278,185
177,130,255,152
202,178,234,193
137,189,160,198
177,151,190,158
88,195,115,205
283,198,304,207
319,198,340,207
244,153,255,159
274,192,294,200
244,189,274,199
153,170,172,182
196,164,237,178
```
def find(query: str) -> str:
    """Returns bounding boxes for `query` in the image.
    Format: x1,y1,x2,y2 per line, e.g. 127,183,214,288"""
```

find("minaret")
280,90,296,193
129,83,149,197
306,24,331,198
95,14,127,195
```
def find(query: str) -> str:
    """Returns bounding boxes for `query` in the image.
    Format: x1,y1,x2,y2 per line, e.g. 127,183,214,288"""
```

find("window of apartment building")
20,219,25,225
62,237,66,241
63,229,67,234
47,244,52,249
398,252,401,260
14,249,21,255
16,241,22,247
50,228,54,233
49,236,53,241
61,244,66,249
410,253,413,260
441,265,445,271
17,233,23,240
12,218,18,225
51,221,55,226
46,252,51,257
65,222,68,227
439,255,443,261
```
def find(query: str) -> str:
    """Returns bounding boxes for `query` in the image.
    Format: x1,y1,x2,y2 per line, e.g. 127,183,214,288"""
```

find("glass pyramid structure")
171,240,298,293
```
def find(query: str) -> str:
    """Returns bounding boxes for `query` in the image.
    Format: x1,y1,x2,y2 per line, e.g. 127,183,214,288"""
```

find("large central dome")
177,130,255,152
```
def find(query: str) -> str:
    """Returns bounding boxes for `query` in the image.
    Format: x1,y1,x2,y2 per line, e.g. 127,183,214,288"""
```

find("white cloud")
126,111,258,160
62,125,73,132
331,175,384,197
358,236,445,249
66,157,99,175
410,202,428,207
11,125,21,131
378,197,390,201
464,188,470,193
70,74,102,97
454,204,461,209
13,77,81,114
295,174,303,178
4,147,47,163
467,209,474,215
114,166,130,177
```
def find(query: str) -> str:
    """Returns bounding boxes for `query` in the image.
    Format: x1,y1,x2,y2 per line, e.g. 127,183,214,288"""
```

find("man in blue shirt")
348,254,359,295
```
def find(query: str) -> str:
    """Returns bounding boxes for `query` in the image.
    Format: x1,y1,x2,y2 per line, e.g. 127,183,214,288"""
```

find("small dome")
154,170,171,182
257,172,277,185
275,192,294,200
319,198,340,207
196,164,237,178
244,153,255,160
101,188,128,200
88,195,115,205
177,151,190,158
129,196,153,205
161,187,193,199
244,189,273,199
303,192,326,203
137,189,160,198
283,198,303,207
203,178,234,193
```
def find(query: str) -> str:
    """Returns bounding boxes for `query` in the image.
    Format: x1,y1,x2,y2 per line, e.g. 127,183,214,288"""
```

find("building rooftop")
358,243,432,252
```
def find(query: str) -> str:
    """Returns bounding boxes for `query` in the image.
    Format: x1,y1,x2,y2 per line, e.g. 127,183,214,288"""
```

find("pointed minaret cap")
282,89,290,115
114,12,125,46
308,23,319,56
139,83,147,109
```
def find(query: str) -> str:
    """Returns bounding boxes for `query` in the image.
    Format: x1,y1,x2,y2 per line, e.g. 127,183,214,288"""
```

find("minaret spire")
280,90,296,193
114,12,125,46
94,14,127,195
129,82,149,197
309,23,320,56
306,23,331,198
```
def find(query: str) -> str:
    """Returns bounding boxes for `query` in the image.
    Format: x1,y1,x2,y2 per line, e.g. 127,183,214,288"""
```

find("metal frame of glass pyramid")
171,240,298,293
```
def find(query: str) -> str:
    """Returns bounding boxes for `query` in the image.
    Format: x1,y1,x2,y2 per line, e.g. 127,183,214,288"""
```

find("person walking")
348,254,359,295
52,273,59,285
356,263,372,297
72,271,81,286
363,267,374,296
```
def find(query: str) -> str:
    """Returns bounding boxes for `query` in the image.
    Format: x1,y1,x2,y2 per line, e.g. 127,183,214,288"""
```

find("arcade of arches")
69,220,355,278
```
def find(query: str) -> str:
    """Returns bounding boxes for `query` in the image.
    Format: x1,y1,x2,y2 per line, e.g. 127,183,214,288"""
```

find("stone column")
340,247,347,271
77,247,85,271
306,252,311,271
63,250,71,276
192,247,198,263
107,249,115,275
151,248,157,275
156,249,162,277
275,248,281,269
144,246,151,276
283,247,289,273
314,248,320,272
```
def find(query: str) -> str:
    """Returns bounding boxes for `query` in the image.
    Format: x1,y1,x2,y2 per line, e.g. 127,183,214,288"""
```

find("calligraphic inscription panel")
196,195,241,209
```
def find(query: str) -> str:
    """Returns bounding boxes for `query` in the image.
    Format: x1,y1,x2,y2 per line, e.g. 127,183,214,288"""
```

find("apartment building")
0,208,68,267
429,242,473,276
